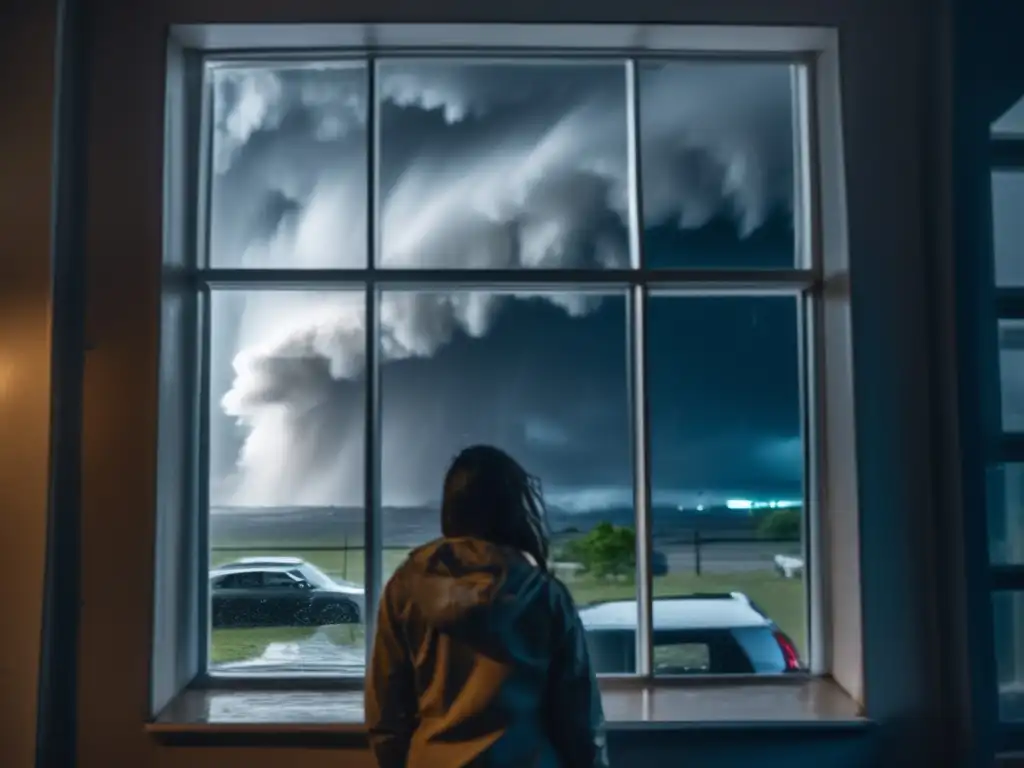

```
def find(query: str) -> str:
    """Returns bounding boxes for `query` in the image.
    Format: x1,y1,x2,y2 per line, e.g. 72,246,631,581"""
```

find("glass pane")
993,591,1024,722
207,289,366,675
993,94,1024,139
208,62,368,268
377,60,634,269
999,319,1024,432
379,289,637,673
639,63,800,269
647,295,806,673
992,172,1024,287
987,464,1024,565
653,642,710,674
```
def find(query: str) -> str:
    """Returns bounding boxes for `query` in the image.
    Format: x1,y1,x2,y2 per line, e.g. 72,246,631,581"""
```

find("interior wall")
0,4,58,768
151,731,877,768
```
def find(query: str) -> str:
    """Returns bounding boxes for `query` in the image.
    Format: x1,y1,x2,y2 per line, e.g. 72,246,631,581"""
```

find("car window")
655,630,755,674
730,627,788,672
584,629,632,674
297,563,334,588
583,627,762,675
216,571,261,589
262,571,305,588
653,642,710,674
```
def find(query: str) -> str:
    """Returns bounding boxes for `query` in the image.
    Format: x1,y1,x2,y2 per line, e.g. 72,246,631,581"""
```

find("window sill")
148,676,869,746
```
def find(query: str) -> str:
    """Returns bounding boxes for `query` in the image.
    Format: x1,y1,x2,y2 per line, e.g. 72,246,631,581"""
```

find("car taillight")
773,631,801,671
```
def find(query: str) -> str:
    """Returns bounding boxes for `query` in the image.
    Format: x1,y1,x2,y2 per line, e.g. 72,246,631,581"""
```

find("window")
653,641,711,674
987,100,1024,724
172,31,830,689
647,296,806,662
261,572,305,588
214,572,261,589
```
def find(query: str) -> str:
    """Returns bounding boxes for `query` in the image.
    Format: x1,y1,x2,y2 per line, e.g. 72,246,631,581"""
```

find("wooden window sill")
148,676,869,745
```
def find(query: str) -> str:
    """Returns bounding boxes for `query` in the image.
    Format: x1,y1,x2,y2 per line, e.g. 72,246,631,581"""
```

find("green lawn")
211,625,365,664
210,545,805,667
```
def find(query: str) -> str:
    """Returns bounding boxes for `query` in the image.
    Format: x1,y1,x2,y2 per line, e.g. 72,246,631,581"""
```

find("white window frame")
153,23,856,716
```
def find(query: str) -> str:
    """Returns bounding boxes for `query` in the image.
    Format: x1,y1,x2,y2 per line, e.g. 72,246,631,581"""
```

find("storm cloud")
206,59,801,509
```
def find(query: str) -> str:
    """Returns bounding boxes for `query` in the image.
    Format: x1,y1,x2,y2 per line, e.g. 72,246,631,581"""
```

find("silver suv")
578,592,803,675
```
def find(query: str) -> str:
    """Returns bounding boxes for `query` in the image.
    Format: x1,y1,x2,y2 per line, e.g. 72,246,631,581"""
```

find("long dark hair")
440,445,550,570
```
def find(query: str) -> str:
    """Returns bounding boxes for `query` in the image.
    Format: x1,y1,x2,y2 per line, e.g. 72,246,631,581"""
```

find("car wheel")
318,601,359,626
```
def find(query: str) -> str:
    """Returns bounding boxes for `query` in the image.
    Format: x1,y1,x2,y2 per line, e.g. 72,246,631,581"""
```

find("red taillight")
773,631,801,671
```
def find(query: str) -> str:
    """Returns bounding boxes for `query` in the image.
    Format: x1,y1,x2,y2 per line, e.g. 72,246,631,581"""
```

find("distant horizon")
208,499,802,516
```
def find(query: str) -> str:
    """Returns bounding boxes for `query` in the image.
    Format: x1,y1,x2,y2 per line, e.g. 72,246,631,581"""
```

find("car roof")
220,556,306,567
578,594,770,631
210,564,299,578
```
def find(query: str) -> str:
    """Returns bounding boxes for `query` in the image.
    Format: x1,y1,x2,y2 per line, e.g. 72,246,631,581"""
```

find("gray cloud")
208,59,796,508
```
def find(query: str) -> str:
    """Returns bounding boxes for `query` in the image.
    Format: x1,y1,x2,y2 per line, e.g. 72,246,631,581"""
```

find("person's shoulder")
510,562,577,617
400,537,445,570
541,570,578,609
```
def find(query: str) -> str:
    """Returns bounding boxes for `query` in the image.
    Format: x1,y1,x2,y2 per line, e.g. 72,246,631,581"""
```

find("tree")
562,522,636,580
757,507,802,540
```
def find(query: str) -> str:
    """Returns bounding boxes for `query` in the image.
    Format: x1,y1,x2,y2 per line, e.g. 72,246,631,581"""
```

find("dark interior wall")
0,4,58,768
148,731,877,768
985,3,1024,120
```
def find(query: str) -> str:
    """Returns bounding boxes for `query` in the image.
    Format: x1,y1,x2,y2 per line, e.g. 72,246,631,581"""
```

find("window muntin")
196,54,816,679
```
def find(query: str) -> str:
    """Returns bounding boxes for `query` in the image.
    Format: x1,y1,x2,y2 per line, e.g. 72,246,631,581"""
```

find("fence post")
694,529,702,576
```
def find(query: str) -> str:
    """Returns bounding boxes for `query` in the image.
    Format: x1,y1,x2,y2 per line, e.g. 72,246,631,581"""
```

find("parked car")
578,592,803,675
210,557,364,630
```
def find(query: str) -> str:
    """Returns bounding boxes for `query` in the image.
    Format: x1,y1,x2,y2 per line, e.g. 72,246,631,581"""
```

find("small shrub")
561,522,636,581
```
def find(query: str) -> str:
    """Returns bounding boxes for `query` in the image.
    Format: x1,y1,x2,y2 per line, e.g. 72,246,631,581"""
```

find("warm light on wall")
0,350,18,401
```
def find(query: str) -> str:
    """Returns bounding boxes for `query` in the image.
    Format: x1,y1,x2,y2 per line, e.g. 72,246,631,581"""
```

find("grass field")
210,546,805,667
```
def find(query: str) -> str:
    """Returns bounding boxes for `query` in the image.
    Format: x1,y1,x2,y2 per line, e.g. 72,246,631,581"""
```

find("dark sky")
206,59,803,511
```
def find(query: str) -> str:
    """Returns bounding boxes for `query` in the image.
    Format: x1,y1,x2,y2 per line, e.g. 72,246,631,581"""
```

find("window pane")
992,172,1024,287
993,591,1024,722
379,289,637,673
987,464,1024,565
999,319,1024,432
208,62,368,268
993,94,1024,139
647,295,806,673
377,60,634,269
653,642,710,674
207,289,366,675
639,63,800,269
